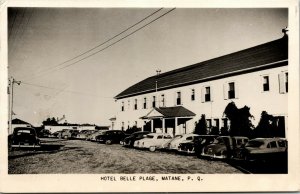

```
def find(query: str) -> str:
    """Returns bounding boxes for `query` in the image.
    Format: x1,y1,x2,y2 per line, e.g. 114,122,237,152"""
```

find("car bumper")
201,153,226,159
11,144,41,148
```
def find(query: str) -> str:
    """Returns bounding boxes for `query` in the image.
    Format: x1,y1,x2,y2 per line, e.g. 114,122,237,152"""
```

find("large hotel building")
113,35,288,137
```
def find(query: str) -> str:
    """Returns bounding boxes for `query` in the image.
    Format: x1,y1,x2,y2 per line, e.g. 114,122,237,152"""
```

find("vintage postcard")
0,0,299,192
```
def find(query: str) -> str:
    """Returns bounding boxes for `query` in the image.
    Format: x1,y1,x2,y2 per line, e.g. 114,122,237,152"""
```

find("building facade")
114,36,288,137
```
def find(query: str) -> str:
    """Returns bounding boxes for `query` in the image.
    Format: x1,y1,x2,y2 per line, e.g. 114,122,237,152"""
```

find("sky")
7,8,288,126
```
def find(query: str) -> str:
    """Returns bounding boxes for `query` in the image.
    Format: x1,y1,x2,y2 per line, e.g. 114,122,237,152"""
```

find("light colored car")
86,130,108,141
77,130,96,140
232,138,287,162
134,133,173,151
162,134,200,151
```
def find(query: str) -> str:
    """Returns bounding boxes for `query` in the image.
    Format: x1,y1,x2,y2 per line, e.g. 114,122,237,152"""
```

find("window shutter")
223,83,228,99
235,82,238,99
210,86,213,101
278,73,285,94
201,87,205,102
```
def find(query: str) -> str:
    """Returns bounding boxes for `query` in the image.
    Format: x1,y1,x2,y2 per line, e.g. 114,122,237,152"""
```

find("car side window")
236,139,243,145
164,135,172,139
278,140,286,147
267,141,277,148
157,135,163,139
186,136,193,140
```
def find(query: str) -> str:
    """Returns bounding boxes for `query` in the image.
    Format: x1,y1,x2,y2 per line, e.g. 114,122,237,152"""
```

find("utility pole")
8,76,21,134
155,69,161,92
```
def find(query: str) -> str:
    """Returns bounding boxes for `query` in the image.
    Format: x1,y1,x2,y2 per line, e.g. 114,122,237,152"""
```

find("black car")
95,130,128,144
178,135,218,156
8,127,40,149
121,131,151,147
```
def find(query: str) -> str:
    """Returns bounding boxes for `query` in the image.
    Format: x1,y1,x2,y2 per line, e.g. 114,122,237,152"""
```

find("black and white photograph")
0,0,299,192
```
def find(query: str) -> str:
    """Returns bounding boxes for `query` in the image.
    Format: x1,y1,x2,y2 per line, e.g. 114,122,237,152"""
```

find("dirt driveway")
8,138,242,174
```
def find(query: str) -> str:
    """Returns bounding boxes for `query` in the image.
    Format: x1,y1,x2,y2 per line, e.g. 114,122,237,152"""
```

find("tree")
194,114,207,135
126,126,141,134
253,111,278,138
210,126,219,135
42,117,58,126
223,102,254,137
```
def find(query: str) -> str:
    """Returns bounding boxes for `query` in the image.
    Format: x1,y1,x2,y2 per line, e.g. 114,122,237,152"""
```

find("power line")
22,81,113,99
24,8,164,81
58,8,176,71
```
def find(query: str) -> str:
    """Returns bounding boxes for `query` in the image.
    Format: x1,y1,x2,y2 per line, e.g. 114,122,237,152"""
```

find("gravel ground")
8,138,242,174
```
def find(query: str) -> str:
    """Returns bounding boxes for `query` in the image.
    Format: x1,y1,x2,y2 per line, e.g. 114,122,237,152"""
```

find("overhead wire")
24,8,176,81
23,8,164,81
21,81,113,99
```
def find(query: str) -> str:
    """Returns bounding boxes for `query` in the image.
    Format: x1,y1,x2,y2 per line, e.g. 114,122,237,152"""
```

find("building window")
176,91,181,105
191,89,195,101
134,99,138,110
228,82,235,99
161,94,165,107
263,76,270,91
121,102,124,111
143,97,147,109
214,119,219,129
285,72,288,93
128,100,130,110
206,119,212,128
121,122,124,131
221,118,228,129
152,96,156,108
135,121,137,126
279,72,288,94
205,87,211,102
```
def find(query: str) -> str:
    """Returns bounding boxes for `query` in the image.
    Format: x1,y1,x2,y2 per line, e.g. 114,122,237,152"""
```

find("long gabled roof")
12,118,31,125
115,36,288,99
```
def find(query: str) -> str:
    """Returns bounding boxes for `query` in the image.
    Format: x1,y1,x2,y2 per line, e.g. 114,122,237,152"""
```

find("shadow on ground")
8,144,81,160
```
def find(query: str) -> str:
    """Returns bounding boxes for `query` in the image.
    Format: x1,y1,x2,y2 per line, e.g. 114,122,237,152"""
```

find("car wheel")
105,140,112,145
149,146,156,152
188,147,194,153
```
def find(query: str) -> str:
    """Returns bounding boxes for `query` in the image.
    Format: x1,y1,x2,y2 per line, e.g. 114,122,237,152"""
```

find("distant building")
114,36,288,137
44,124,109,134
10,118,32,134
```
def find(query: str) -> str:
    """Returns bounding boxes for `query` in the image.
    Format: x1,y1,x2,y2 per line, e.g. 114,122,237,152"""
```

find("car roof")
148,133,171,136
14,127,35,131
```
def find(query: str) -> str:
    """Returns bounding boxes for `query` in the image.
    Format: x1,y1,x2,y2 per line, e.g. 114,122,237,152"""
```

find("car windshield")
16,129,31,134
214,137,226,144
245,140,264,148
146,135,154,139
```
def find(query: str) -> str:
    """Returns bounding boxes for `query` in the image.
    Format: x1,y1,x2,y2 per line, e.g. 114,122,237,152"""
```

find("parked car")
8,127,40,149
232,138,287,162
121,131,151,147
134,133,173,151
58,129,79,139
38,129,51,138
52,130,62,138
201,136,249,159
77,130,95,140
95,130,128,144
178,135,218,155
162,134,200,151
86,130,108,141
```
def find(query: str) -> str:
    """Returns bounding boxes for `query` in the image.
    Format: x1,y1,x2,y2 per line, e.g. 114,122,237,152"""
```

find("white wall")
115,66,288,135
45,125,96,133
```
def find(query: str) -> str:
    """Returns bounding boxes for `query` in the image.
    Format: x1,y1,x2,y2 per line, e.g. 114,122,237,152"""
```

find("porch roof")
141,106,196,119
